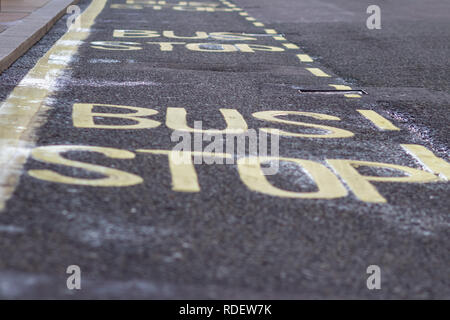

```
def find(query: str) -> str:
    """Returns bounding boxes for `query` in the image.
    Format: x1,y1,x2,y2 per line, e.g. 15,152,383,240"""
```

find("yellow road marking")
329,84,351,90
29,145,142,187
283,43,299,49
264,29,277,34
166,107,248,134
73,103,161,129
402,144,450,180
327,159,438,203
263,29,286,41
234,43,285,52
253,22,264,27
328,85,361,98
0,0,107,211
357,110,400,131
27,144,448,203
252,110,354,138
306,68,331,77
246,17,256,21
238,156,348,199
136,149,232,192
239,12,248,16
296,54,313,62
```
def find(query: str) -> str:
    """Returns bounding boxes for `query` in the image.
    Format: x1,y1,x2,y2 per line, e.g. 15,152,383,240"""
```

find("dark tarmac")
0,0,448,299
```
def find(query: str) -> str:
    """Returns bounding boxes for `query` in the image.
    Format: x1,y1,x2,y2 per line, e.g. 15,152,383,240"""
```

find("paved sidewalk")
0,0,77,73
0,0,51,32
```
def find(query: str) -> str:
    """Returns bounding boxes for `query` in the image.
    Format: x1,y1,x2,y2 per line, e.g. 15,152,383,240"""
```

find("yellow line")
306,68,331,77
283,43,299,49
253,22,264,27
357,110,400,131
328,85,361,98
296,54,313,62
239,12,248,16
0,0,107,211
245,17,256,21
329,84,351,90
273,36,286,41
264,29,277,34
401,144,450,180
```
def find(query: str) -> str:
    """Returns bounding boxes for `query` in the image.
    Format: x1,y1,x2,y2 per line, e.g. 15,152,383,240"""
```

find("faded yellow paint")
197,7,216,12
0,0,107,211
185,43,237,52
327,159,439,203
234,44,284,53
29,145,142,187
237,156,347,199
166,107,248,134
113,29,159,38
114,30,257,41
147,41,186,51
296,54,313,62
357,110,400,131
163,31,209,39
111,4,143,9
329,84,352,90
306,68,331,77
402,144,450,180
264,28,285,40
252,111,354,138
91,41,142,50
209,32,257,41
253,22,264,27
328,85,361,98
283,43,299,49
136,150,231,192
72,103,161,129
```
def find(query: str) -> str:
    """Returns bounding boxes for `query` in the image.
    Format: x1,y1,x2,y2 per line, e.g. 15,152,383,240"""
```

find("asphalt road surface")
0,0,448,299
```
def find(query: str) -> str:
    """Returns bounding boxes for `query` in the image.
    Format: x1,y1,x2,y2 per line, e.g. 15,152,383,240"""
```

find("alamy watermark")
366,265,381,290
366,5,381,29
66,265,81,290
66,5,81,31
170,122,280,175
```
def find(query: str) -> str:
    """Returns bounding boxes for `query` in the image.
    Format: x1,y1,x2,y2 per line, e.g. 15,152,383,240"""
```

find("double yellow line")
0,0,107,211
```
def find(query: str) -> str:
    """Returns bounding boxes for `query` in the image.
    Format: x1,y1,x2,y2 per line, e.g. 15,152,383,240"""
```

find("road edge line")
0,0,107,212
